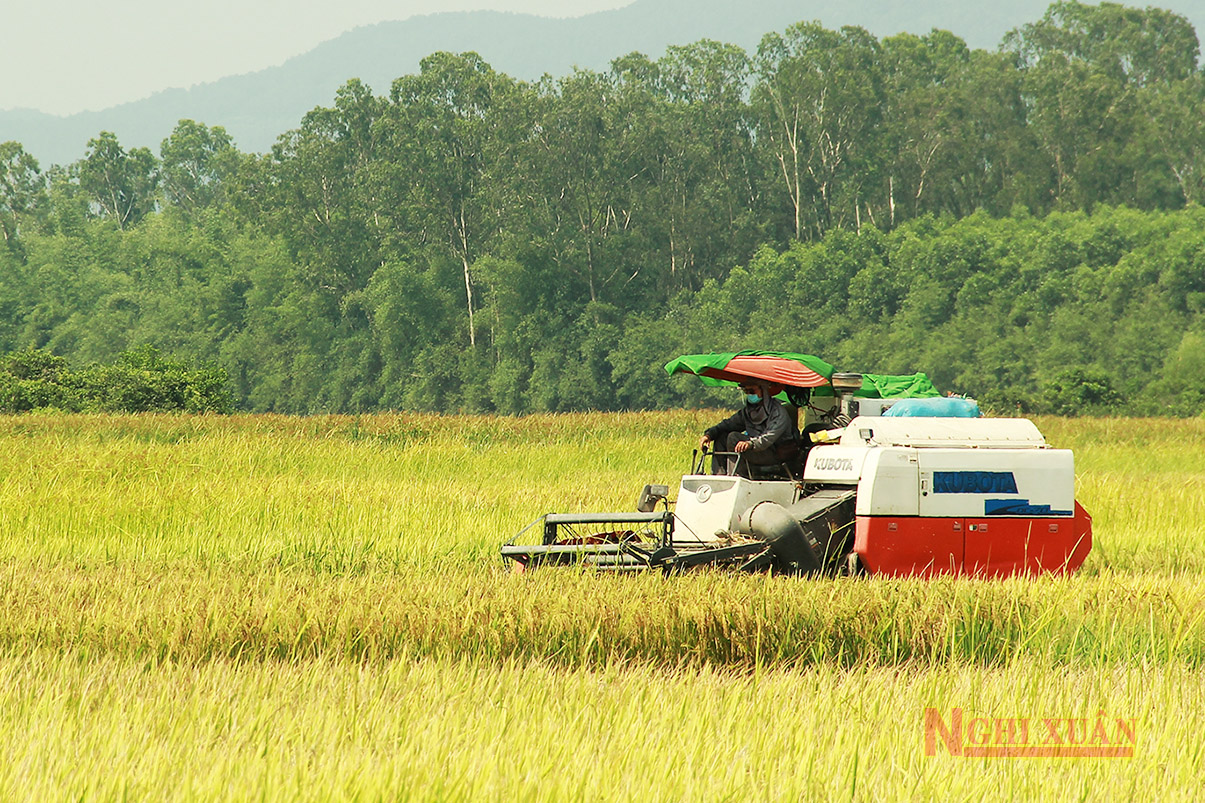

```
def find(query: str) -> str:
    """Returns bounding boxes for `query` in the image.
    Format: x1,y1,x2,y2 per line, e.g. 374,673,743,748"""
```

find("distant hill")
2,0,1202,166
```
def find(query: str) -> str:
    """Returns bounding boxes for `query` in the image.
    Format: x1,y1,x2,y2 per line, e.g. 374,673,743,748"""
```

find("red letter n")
925,707,963,756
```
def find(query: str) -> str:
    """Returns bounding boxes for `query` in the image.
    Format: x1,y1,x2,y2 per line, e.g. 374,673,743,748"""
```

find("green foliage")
158,120,239,215
0,345,231,413
1041,367,1125,415
0,349,76,411
74,132,158,229
0,141,46,255
1,5,1204,415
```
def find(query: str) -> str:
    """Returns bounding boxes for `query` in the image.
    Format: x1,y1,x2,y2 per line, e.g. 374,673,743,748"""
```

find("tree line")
1,1,1203,415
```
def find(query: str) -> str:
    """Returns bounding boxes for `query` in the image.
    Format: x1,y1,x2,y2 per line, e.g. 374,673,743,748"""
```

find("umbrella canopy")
664,351,834,388
664,351,941,399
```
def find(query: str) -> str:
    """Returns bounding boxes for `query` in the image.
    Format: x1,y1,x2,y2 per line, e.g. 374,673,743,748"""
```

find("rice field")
1,412,1202,801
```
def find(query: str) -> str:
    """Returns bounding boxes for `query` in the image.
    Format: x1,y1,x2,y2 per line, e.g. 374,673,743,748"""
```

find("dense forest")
2,1,1204,415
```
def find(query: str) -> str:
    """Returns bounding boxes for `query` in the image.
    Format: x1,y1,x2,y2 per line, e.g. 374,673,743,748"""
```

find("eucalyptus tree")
0,142,46,255
159,120,239,215
512,67,651,310
0,143,43,352
877,31,972,223
639,40,764,291
751,23,887,240
1147,74,1205,205
945,50,1048,216
1005,1,1199,87
1004,1,1200,209
74,132,158,229
219,79,391,411
381,52,524,348
265,78,387,297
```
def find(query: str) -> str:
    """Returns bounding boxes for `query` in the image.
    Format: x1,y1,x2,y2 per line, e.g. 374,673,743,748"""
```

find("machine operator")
698,380,800,477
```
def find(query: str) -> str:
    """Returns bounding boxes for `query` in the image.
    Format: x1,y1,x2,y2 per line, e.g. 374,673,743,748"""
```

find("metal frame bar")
542,511,673,546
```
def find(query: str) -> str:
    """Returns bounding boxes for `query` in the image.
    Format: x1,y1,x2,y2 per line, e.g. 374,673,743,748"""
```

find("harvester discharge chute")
502,352,1091,578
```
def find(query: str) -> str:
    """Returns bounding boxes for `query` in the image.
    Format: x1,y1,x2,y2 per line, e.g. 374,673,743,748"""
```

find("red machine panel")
855,501,1091,577
963,501,1091,576
854,516,964,577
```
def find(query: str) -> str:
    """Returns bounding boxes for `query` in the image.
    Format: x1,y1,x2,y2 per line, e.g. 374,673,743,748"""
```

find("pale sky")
2,0,631,116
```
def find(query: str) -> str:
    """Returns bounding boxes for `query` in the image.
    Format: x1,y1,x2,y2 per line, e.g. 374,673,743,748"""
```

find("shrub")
1041,368,1125,416
0,346,232,413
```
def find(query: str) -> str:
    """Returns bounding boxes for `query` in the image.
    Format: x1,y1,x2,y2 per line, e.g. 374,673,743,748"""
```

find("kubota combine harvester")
502,351,1091,577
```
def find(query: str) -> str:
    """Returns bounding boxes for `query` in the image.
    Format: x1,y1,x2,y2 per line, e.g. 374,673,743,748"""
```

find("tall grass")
0,412,703,566
2,411,1203,669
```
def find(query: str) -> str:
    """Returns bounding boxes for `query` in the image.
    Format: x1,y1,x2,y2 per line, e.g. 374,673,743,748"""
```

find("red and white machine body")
668,416,1091,577
807,416,1091,576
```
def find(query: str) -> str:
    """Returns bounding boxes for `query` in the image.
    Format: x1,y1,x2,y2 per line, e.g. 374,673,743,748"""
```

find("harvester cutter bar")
501,542,656,570
662,542,769,571
502,511,673,570
540,511,673,545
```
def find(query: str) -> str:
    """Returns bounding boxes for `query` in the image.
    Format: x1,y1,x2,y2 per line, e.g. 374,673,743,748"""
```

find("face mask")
745,393,761,405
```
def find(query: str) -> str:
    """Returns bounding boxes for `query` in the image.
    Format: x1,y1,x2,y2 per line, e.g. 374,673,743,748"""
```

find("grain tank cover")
838,417,1047,449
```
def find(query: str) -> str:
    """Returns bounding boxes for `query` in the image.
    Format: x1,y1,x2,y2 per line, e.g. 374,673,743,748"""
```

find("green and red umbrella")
664,351,941,399
663,351,833,388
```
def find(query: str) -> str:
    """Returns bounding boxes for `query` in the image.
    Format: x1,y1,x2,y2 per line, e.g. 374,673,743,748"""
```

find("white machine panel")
804,446,868,485
916,449,1075,519
855,448,920,516
839,416,1046,449
674,476,797,544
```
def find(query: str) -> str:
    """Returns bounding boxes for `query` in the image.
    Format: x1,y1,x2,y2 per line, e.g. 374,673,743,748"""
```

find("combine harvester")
502,352,1091,577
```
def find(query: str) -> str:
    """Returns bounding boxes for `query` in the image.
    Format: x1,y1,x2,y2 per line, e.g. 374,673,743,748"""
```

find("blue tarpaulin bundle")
883,397,981,418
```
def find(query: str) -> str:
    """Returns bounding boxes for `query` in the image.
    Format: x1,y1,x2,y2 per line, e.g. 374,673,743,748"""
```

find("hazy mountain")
2,0,1202,166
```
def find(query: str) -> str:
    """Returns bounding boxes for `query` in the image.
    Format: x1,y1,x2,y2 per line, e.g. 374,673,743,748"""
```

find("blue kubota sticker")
984,499,1073,517
933,471,1019,494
